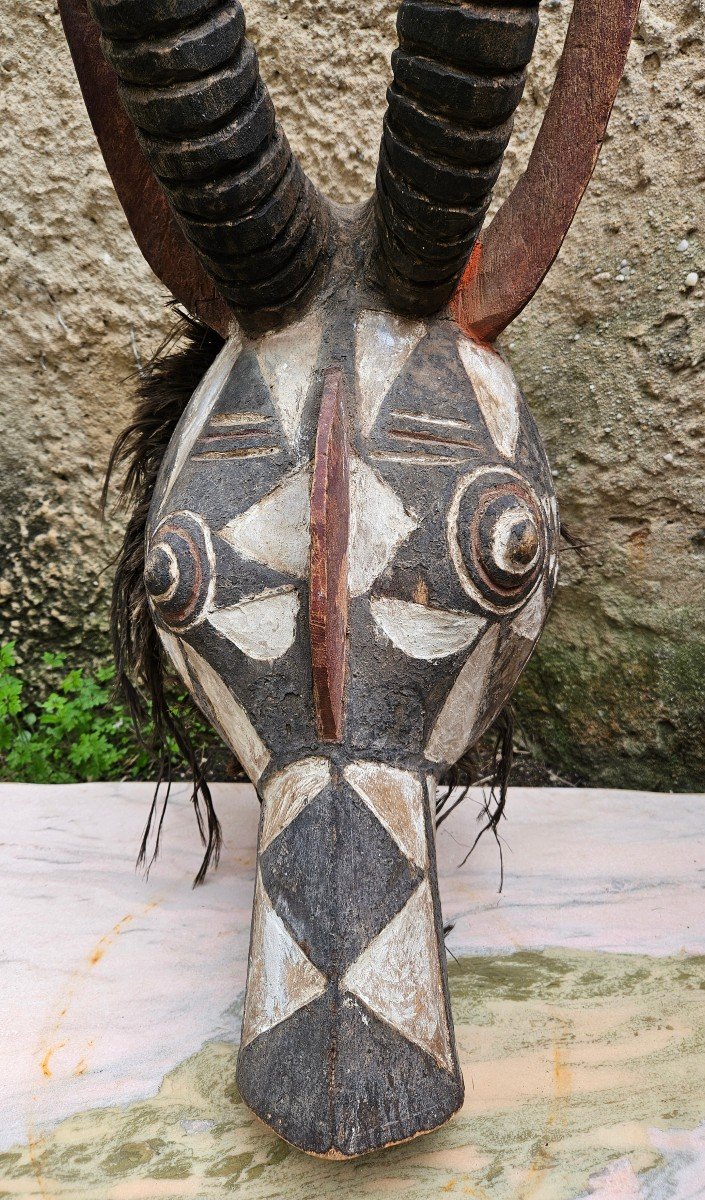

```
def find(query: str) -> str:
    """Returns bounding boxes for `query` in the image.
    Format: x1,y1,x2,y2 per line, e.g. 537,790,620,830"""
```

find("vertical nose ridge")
309,367,350,742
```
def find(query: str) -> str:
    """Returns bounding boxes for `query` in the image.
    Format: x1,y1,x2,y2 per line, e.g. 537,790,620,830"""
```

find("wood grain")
58,0,233,335
309,369,350,743
451,0,641,343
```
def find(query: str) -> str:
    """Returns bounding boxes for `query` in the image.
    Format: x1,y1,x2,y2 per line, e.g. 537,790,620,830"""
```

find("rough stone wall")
1,0,703,786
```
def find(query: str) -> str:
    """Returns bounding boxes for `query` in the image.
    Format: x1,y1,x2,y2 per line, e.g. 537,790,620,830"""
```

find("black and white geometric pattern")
146,302,560,1156
236,759,463,1157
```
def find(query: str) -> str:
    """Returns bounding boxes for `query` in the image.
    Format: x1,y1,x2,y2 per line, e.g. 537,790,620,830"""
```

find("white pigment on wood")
448,466,545,615
490,506,540,575
344,761,427,869
512,586,547,642
240,871,327,1048
161,334,243,508
208,586,300,661
260,757,331,851
457,339,520,460
342,879,453,1073
425,624,501,764
370,596,486,661
255,309,323,448
218,467,311,578
348,456,418,596
355,310,425,436
182,642,270,781
157,627,192,690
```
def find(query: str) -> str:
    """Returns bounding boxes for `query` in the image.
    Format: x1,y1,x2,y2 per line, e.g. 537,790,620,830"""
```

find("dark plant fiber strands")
103,308,225,886
436,705,514,893
104,307,514,885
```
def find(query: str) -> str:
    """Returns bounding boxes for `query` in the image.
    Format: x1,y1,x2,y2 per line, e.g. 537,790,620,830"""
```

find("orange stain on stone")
40,1042,66,1078
35,904,160,1080
521,1022,574,1196
30,901,161,1200
88,911,136,966
552,1038,573,1101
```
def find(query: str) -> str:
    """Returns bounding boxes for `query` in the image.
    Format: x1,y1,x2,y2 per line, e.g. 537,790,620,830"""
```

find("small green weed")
0,641,154,783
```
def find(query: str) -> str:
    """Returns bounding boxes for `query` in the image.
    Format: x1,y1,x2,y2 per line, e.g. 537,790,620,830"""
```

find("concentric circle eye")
144,543,179,603
450,468,549,613
145,511,214,631
478,497,541,588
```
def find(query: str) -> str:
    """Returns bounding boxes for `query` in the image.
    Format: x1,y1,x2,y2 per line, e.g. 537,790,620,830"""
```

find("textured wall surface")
0,0,703,786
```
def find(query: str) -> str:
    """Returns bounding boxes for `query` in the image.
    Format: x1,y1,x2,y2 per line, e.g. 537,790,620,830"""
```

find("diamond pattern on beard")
258,779,425,976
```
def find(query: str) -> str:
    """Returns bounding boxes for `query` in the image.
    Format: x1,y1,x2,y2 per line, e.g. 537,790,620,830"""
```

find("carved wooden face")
145,295,559,1157
145,300,558,782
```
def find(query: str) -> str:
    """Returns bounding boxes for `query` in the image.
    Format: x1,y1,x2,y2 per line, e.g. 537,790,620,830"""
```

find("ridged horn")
87,0,331,322
373,0,540,315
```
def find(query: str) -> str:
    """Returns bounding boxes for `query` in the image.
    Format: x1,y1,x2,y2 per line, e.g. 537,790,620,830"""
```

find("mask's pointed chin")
236,756,464,1157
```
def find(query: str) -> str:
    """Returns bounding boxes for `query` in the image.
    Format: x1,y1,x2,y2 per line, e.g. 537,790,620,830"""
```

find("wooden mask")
60,0,640,1159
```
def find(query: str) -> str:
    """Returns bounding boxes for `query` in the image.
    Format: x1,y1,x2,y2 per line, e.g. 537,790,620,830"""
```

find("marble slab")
1,782,704,1199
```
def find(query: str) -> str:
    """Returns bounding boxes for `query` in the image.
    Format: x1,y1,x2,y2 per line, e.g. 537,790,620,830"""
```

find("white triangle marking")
218,467,311,578
356,311,425,437
458,339,520,460
348,457,418,596
181,642,270,782
256,311,323,447
261,758,331,851
371,597,486,661
425,624,501,765
345,762,427,870
342,880,453,1072
241,871,327,1047
512,587,546,642
209,586,300,661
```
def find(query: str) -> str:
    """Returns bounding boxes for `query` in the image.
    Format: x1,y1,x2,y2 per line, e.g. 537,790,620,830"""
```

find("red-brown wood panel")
309,369,350,743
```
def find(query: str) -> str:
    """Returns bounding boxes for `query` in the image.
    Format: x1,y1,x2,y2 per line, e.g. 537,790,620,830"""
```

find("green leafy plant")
0,642,155,783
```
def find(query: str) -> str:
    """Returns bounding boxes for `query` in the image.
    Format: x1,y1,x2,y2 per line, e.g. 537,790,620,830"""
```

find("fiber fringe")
436,706,514,892
103,308,225,886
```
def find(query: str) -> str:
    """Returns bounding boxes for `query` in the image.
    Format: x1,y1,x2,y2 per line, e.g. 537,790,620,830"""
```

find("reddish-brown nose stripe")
309,368,350,742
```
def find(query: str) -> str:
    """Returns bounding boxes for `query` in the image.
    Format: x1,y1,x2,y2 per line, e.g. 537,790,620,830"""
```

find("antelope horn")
372,0,540,315
453,0,642,342
86,0,331,326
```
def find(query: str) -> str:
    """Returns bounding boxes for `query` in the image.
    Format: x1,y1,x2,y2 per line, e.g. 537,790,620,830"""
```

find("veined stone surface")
1,781,704,1196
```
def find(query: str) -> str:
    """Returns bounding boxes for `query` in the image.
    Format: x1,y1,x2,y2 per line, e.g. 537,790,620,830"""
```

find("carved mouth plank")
309,369,350,743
